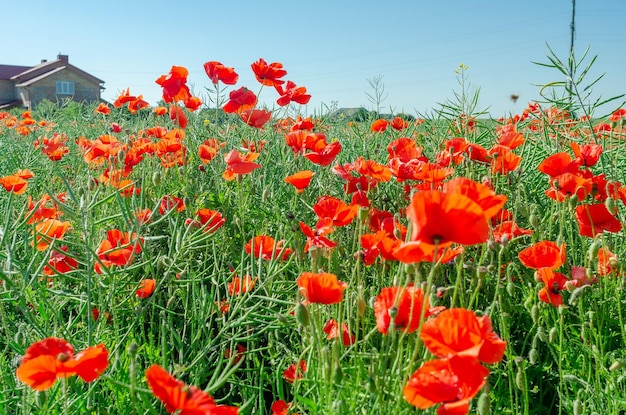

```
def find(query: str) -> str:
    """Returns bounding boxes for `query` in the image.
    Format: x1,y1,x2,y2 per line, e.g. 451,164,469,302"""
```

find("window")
56,81,75,95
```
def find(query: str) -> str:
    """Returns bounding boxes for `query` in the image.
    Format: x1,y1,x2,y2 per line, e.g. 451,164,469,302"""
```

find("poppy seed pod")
529,214,539,228
529,348,538,365
476,393,490,415
295,302,310,327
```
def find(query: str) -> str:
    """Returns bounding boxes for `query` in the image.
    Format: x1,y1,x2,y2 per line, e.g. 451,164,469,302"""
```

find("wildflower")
169,104,188,129
574,203,622,238
536,268,568,306
43,246,78,276
276,80,311,106
159,195,186,215
370,118,389,132
194,209,226,233
134,208,153,225
145,364,238,415
296,272,347,305
227,275,257,295
299,220,337,253
239,108,272,129
323,318,355,346
0,173,29,195
204,61,239,85
222,149,261,181
251,58,287,87
271,399,298,415
94,229,143,274
403,355,489,415
245,235,293,261
313,196,357,227
94,103,111,115
284,170,314,193
373,285,437,334
518,240,566,270
198,138,224,164
136,279,156,298
304,140,342,166
390,116,409,131
16,338,109,391
154,106,168,116
283,360,306,383
155,65,191,103
222,87,257,114
571,142,603,167
420,308,506,364
33,219,71,251
598,247,620,276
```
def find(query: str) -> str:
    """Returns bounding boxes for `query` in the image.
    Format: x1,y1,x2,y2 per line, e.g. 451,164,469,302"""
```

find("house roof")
8,55,104,86
15,66,66,87
0,65,32,80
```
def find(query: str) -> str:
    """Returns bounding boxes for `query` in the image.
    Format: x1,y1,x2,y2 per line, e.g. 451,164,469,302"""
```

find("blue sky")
4,0,625,117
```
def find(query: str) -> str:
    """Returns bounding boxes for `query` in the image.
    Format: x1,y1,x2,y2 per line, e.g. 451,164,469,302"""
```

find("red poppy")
227,275,257,295
136,279,156,298
323,318,355,346
465,142,491,164
304,141,342,166
251,58,287,87
488,144,521,174
420,308,506,364
299,220,337,253
374,285,437,334
284,170,314,193
155,65,191,103
43,246,78,276
198,138,224,164
597,247,620,276
276,80,311,106
154,106,168,116
33,219,71,251
145,364,238,415
194,208,226,233
518,240,566,270
245,235,293,261
296,272,347,304
160,195,186,215
491,220,534,243
0,174,29,195
354,157,392,183
203,61,239,85
239,108,272,129
390,116,409,131
94,103,111,115
403,355,489,415
536,267,568,306
114,88,137,107
393,242,464,264
94,229,143,274
283,360,306,383
16,338,109,391
497,129,525,149
169,104,188,129
222,87,257,114
370,118,389,132
406,190,490,247
537,152,580,178
442,177,507,220
313,196,357,227
571,142,603,167
387,137,426,162
574,203,622,237
544,172,592,202
222,149,262,181
271,399,298,415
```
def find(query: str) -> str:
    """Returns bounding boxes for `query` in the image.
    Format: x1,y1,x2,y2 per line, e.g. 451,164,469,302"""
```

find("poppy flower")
571,142,603,167
299,220,337,253
313,196,358,227
94,229,143,274
198,138,224,164
496,129,525,149
390,116,409,131
271,399,298,415
545,172,592,202
16,338,109,391
304,140,342,166
285,170,315,193
323,318,355,346
222,87,257,114
114,88,137,107
420,308,506,364
0,174,29,195
283,360,306,383
136,279,156,298
598,247,620,276
160,195,186,215
43,246,78,276
537,152,580,178
574,203,622,237
33,219,71,251
406,190,490,248
442,177,507,220
155,65,192,104
403,355,489,415
94,102,111,115
245,235,293,261
251,58,287,87
227,275,257,295
169,104,188,129
222,149,262,181
239,108,272,129
276,80,311,106
536,267,569,306
154,106,168,116
134,208,153,225
296,272,347,305
370,119,389,132
145,364,238,415
354,157,392,183
374,285,437,334
203,61,239,85
194,208,226,233
488,144,522,174
518,240,566,270
491,220,534,243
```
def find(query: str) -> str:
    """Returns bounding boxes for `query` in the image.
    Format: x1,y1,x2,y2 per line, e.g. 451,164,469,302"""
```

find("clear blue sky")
4,0,625,117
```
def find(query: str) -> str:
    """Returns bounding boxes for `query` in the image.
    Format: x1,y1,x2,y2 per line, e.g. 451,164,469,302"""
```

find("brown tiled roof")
0,65,32,80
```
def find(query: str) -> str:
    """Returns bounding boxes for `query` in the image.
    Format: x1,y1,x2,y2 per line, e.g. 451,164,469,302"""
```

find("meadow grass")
0,53,626,415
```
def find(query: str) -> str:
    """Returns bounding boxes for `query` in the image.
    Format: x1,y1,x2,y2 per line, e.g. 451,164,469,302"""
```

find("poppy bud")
506,281,515,297
529,214,539,228
152,171,161,186
568,194,578,210
609,360,624,371
476,392,490,415
388,306,398,319
587,241,601,262
573,398,583,415
87,177,99,191
262,188,269,203
128,341,139,356
549,326,558,343
368,295,376,309
605,196,616,213
358,207,369,222
531,305,540,324
333,364,343,384
357,295,367,317
367,376,377,394
276,313,289,325
536,326,547,342
515,365,525,391
529,348,538,365
295,303,310,327
117,149,126,164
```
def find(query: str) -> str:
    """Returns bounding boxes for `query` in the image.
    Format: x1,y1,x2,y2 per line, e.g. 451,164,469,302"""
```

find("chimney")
41,59,47,63
57,54,68,63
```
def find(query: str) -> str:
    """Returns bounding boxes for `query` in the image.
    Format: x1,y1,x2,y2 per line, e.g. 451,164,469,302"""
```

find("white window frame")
56,81,75,95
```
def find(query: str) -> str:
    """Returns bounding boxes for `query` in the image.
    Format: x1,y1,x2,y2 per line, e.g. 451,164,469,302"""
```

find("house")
0,54,104,110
